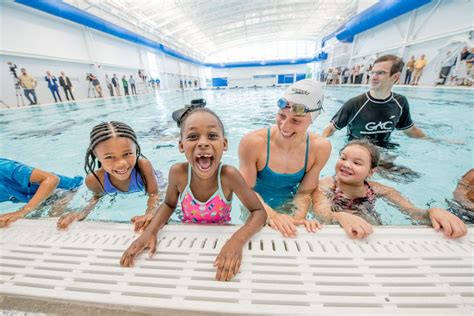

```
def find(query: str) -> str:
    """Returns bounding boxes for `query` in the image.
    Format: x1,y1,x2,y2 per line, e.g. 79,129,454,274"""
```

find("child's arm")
56,173,102,230
120,164,182,267
372,181,467,238
215,166,267,281
312,178,373,239
0,168,60,228
453,169,474,211
130,159,160,232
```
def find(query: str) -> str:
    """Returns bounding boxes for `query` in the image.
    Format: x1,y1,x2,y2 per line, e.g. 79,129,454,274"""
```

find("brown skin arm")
120,164,183,267
0,168,60,228
57,173,102,230
216,165,267,281
131,158,161,232
453,169,474,211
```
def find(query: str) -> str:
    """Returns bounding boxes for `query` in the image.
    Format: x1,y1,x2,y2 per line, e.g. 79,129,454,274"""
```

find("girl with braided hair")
57,121,162,231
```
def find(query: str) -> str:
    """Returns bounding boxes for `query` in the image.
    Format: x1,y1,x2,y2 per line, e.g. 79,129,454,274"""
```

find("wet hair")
179,108,225,138
340,139,380,169
85,121,146,191
373,54,404,76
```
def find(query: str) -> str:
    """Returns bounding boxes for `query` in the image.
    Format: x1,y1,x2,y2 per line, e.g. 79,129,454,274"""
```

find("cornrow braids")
84,121,147,192
179,108,225,138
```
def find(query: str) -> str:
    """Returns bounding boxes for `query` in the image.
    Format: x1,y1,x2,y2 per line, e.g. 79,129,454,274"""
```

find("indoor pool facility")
1,0,473,315
1,86,473,225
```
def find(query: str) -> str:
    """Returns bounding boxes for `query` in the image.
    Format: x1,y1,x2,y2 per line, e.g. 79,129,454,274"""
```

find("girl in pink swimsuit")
121,108,267,282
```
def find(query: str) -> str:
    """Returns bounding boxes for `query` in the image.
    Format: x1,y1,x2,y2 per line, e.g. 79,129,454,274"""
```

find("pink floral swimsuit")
179,163,232,224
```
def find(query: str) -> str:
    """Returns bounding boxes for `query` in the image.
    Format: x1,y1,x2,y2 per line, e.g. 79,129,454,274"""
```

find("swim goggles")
277,98,323,115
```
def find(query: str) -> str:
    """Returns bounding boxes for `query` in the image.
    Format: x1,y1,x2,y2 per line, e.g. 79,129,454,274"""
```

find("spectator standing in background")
59,71,74,101
129,75,137,95
122,76,129,96
112,74,121,96
19,68,38,105
105,74,114,96
404,56,415,84
412,54,427,85
44,71,62,103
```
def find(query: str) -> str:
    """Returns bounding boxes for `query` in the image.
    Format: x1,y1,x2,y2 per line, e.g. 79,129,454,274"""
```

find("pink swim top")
180,163,232,224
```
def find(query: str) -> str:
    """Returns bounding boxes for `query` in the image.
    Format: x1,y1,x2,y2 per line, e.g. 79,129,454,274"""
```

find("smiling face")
335,144,375,184
94,137,138,181
369,61,399,92
179,111,228,180
275,106,312,140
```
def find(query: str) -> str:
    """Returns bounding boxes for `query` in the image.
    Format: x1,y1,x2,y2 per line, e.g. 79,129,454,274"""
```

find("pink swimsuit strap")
180,163,232,224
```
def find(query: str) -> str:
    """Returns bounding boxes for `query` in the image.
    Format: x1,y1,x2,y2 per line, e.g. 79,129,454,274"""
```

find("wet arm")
403,125,427,139
140,165,181,235
293,137,331,220
372,182,429,223
18,169,60,216
322,123,336,137
139,159,160,215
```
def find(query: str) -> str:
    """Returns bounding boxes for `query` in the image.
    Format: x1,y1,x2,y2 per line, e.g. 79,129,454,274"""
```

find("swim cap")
281,79,325,121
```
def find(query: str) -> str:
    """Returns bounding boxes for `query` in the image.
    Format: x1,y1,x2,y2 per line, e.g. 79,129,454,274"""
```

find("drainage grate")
0,219,472,315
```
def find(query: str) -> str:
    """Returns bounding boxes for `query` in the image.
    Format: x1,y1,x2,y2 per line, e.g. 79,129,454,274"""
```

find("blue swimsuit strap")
263,127,309,172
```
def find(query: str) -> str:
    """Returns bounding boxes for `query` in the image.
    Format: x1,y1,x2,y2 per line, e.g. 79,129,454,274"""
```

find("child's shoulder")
85,169,105,193
168,162,188,177
220,164,240,178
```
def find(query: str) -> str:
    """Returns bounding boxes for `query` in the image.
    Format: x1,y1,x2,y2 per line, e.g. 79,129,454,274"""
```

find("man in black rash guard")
323,54,427,146
323,55,428,182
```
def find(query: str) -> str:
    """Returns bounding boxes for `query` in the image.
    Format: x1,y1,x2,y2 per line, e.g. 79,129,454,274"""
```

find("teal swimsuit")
253,127,309,209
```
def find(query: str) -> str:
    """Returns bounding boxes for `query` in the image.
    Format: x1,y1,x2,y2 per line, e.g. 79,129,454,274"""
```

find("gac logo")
365,121,393,131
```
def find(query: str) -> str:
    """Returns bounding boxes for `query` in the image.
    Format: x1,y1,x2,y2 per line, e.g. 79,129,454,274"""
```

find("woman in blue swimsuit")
239,80,331,237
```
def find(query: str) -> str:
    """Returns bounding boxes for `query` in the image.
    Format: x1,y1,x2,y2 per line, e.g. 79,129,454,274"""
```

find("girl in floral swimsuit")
312,139,466,239
121,108,266,282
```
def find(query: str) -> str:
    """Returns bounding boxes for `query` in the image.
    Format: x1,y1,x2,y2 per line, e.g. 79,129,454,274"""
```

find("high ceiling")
65,0,360,62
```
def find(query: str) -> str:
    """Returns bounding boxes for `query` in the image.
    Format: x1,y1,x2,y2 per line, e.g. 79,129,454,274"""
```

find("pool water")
1,86,472,225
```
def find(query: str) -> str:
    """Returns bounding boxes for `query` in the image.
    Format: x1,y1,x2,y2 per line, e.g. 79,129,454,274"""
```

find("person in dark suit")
59,71,75,101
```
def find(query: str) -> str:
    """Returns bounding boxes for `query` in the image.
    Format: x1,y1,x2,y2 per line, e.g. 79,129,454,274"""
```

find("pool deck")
0,219,473,315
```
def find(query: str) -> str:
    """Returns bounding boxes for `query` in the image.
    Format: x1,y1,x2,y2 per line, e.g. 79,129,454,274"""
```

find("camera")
86,73,93,81
172,98,207,127
8,62,18,78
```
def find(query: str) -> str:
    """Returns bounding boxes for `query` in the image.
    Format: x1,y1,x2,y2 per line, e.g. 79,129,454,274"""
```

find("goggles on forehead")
277,98,323,116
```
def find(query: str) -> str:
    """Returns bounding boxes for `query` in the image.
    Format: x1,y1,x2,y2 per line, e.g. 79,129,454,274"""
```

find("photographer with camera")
19,68,38,105
86,73,103,98
171,99,207,127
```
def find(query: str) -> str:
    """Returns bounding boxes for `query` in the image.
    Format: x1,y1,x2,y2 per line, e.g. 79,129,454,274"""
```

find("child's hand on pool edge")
293,218,322,233
120,230,157,267
214,238,243,281
428,207,467,238
333,212,374,239
131,213,154,233
56,211,87,230
0,209,28,228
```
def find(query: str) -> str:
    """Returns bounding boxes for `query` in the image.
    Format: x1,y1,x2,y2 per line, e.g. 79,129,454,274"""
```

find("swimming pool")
1,86,472,225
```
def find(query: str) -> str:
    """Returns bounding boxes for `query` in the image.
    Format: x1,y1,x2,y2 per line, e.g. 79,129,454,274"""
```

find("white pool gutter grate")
0,219,473,315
